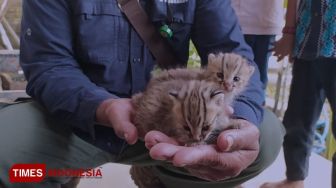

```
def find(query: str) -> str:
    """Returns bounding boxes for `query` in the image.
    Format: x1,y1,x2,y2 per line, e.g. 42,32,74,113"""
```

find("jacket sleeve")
191,0,264,126
20,0,116,136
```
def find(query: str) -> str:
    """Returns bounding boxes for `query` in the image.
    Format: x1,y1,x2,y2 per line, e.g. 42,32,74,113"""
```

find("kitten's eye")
183,126,191,131
216,72,224,79
202,125,210,131
233,76,240,82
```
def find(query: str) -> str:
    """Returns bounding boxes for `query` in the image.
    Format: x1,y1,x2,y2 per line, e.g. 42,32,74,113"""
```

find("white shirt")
231,0,285,35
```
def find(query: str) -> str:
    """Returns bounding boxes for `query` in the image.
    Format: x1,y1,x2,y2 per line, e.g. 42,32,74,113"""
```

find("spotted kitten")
132,79,230,145
203,52,255,105
130,80,232,188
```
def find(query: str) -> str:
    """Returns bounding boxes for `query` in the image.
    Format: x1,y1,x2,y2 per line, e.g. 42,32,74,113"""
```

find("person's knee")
251,139,280,175
0,102,107,188
256,109,285,170
233,109,284,180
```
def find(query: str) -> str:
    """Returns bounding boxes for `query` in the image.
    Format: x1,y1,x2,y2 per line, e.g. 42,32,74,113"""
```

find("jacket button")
133,58,141,63
26,28,32,36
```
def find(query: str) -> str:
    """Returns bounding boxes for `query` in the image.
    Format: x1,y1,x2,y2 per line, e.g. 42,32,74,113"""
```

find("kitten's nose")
224,83,233,91
193,135,201,141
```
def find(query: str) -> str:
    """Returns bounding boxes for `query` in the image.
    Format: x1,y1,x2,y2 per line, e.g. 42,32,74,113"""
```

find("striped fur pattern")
132,80,230,145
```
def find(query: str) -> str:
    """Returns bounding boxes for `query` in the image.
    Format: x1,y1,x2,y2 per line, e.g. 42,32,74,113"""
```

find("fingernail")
225,135,234,151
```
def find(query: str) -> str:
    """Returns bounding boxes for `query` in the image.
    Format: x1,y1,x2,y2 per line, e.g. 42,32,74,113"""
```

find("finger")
272,51,284,62
186,150,258,179
106,99,138,145
144,130,179,149
276,55,284,62
217,120,259,152
272,51,280,58
172,145,219,167
151,143,223,167
149,143,183,161
278,55,285,62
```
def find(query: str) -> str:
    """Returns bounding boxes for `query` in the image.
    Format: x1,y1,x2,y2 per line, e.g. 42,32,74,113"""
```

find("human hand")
271,34,295,62
96,98,138,144
145,119,260,181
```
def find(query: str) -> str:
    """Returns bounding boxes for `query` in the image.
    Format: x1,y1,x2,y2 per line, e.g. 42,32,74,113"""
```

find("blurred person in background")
231,0,285,96
261,0,336,187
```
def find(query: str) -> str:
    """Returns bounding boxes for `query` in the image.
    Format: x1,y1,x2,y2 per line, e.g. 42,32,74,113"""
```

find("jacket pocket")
74,0,129,64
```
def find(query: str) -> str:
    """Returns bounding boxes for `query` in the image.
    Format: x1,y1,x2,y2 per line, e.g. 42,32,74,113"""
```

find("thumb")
114,121,138,145
216,120,259,152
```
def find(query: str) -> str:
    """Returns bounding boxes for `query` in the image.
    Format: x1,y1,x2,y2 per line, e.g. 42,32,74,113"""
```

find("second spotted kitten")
203,52,255,105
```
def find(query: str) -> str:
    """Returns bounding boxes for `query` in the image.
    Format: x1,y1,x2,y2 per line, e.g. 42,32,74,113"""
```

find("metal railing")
0,0,19,50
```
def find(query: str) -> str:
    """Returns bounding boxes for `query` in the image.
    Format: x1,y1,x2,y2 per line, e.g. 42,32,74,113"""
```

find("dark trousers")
282,58,336,185
244,35,276,90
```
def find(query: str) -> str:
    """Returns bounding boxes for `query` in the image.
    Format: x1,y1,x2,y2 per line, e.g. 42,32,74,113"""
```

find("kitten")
132,80,230,145
130,80,232,188
203,52,255,105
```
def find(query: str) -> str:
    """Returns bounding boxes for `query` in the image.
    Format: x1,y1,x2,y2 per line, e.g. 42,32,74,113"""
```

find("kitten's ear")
208,53,217,64
210,90,225,105
247,65,255,76
168,90,179,100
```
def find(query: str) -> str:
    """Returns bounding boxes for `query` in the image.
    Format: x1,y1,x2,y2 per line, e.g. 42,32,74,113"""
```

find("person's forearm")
285,0,298,27
20,0,117,137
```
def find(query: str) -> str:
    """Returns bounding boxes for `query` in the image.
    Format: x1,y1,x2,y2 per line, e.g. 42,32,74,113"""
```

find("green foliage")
187,42,201,68
284,0,288,8
326,120,336,160
153,41,201,75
